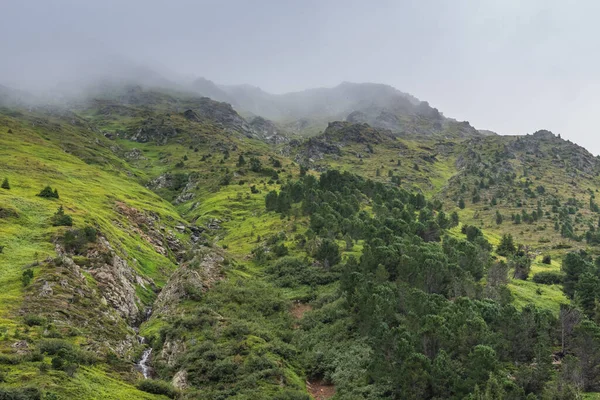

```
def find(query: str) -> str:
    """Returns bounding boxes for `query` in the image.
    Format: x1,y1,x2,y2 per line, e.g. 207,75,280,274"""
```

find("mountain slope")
2,85,600,398
192,79,483,138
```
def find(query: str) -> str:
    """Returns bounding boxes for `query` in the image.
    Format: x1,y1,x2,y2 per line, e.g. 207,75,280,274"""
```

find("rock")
11,340,29,355
249,116,289,144
124,148,145,160
174,192,194,204
40,281,53,297
174,224,186,233
153,247,224,315
125,117,178,145
160,339,186,367
172,369,188,390
90,253,140,323
207,219,221,230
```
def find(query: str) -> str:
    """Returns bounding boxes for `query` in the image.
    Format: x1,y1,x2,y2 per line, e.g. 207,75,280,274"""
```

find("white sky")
2,0,600,153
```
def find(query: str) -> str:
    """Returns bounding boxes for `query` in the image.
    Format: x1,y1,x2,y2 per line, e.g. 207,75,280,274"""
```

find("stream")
135,307,154,379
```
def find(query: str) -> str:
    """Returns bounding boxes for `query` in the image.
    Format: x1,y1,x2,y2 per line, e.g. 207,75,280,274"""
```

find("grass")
0,112,186,396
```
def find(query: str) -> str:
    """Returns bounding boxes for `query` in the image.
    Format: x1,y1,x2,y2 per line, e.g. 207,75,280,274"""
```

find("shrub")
24,314,46,327
272,243,288,257
532,272,564,285
62,226,97,254
272,390,311,400
137,380,178,399
0,387,41,400
51,206,72,227
21,269,33,286
266,256,338,288
1,178,9,190
315,239,341,267
37,186,59,199
542,255,551,264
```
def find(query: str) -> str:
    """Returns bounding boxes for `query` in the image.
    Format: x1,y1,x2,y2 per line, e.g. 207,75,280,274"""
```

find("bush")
272,243,288,257
37,186,59,199
21,269,33,286
1,178,9,190
24,314,46,327
62,227,97,254
314,239,341,267
137,380,178,399
0,387,41,400
532,272,564,285
266,257,338,288
37,339,97,366
542,255,551,264
51,206,72,227
272,390,311,400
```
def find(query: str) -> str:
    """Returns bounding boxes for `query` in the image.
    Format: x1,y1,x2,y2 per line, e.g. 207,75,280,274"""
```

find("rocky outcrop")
249,116,289,144
115,201,185,259
323,121,395,145
160,339,186,367
88,237,143,323
124,148,145,160
183,97,252,136
125,117,178,145
172,369,189,390
153,246,224,315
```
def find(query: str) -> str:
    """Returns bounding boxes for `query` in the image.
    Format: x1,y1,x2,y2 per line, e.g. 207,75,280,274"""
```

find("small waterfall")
137,348,153,379
135,307,153,379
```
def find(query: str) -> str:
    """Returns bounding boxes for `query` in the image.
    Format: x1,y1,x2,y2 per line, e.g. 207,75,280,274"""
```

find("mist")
3,0,600,153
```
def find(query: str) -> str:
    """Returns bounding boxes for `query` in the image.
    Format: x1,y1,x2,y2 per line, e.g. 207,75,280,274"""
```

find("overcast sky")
2,0,600,153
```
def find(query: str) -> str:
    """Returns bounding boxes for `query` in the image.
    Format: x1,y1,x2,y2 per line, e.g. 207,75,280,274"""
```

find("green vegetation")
2,86,600,398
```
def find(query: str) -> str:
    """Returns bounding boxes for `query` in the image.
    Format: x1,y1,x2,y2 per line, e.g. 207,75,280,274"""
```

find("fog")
3,0,600,153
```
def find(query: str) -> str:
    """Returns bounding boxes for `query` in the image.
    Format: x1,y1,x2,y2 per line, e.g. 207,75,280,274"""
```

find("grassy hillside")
1,87,600,398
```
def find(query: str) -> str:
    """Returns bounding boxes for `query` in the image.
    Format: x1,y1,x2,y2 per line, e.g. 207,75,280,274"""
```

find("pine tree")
315,238,341,267
450,211,460,227
51,205,73,226
1,178,9,190
495,211,503,225
497,234,516,256
237,154,246,167
37,185,59,199
265,191,278,211
458,198,466,209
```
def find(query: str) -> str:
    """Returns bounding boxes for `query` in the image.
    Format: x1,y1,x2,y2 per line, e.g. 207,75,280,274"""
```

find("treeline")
262,170,586,399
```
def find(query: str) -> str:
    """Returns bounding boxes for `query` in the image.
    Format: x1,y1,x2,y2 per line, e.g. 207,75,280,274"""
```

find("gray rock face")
249,116,289,144
124,148,145,160
153,247,224,315
126,118,178,145
89,239,140,323
40,281,53,297
172,369,189,390
160,339,186,367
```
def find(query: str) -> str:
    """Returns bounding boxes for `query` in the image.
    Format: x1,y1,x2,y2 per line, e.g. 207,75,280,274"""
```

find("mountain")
190,79,483,138
1,84,600,399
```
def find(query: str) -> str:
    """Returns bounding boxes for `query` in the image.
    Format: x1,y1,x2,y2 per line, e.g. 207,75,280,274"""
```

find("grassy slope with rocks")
1,85,600,398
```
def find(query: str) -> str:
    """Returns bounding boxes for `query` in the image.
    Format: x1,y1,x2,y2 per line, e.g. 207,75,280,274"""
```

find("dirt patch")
307,380,335,400
291,302,313,320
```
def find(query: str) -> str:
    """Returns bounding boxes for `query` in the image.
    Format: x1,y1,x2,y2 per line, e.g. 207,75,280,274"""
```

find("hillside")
191,79,483,138
1,85,600,399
